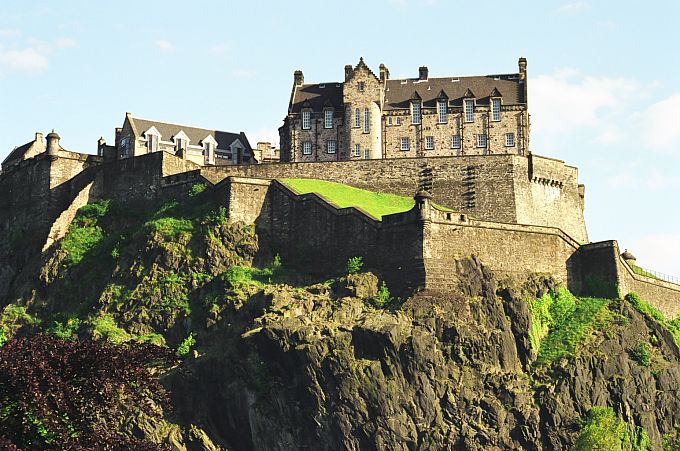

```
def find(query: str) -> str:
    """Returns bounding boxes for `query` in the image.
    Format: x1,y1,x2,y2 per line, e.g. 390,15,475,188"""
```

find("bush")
189,183,207,197
88,314,131,345
176,333,196,357
630,341,652,367
47,318,81,340
574,407,628,451
372,281,393,308
346,256,363,274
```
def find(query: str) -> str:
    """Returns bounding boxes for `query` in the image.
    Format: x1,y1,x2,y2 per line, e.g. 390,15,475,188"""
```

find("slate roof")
384,74,523,110
289,83,343,113
128,116,252,151
2,141,34,165
288,72,524,113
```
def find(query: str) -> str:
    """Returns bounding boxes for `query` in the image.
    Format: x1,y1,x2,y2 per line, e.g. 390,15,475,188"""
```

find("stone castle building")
98,113,254,166
279,57,528,162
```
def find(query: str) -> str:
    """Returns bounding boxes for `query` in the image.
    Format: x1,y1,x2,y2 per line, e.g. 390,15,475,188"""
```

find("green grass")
626,292,680,347
60,200,111,266
528,287,612,365
280,178,415,220
630,264,658,280
574,407,649,451
87,314,131,345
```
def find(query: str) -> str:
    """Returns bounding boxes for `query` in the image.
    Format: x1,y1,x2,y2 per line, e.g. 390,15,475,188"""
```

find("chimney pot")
419,65,428,80
294,70,304,86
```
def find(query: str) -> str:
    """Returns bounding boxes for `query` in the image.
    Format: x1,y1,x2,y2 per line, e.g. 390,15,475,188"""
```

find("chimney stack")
419,65,428,80
518,57,527,81
344,64,353,81
294,70,304,86
379,63,390,82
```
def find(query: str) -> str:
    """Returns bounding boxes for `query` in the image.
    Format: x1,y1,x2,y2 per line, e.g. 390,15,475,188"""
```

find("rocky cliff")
1,190,679,450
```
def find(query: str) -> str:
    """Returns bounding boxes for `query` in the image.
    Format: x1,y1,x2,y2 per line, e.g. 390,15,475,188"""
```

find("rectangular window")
492,98,501,122
176,138,186,151
477,134,487,148
326,140,337,154
395,117,401,126
354,144,361,157
451,134,461,149
400,137,409,151
324,110,333,129
120,137,130,157
358,81,365,92
147,134,158,152
464,99,474,123
364,149,369,159
505,132,515,147
412,102,421,124
354,108,360,128
364,108,370,133
438,101,447,124
425,136,434,150
388,117,392,125
302,111,311,130
302,141,312,155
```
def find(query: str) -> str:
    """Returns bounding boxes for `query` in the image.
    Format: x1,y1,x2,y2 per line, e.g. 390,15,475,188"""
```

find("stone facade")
104,113,254,167
280,58,529,162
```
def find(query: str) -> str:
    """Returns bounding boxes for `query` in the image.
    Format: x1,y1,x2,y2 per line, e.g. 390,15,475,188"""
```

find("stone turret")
414,190,433,221
46,130,61,155
622,249,637,266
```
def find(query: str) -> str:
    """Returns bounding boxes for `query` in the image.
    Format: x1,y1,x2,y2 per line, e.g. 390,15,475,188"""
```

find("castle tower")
46,130,61,155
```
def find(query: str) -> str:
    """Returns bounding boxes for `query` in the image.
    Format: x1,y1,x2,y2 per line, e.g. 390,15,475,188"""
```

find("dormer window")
176,138,186,152
203,135,217,165
464,99,475,123
147,134,158,152
491,98,501,122
302,111,311,130
411,101,421,125
438,101,447,124
324,110,333,129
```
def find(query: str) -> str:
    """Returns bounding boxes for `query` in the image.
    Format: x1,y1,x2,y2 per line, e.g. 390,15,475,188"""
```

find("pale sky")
1,0,679,276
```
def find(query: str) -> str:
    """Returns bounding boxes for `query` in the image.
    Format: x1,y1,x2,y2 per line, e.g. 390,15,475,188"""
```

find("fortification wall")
574,241,680,318
196,152,587,242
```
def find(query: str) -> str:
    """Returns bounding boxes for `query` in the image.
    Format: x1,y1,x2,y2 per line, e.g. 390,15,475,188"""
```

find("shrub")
574,407,628,451
627,292,680,347
630,341,652,367
346,256,363,274
189,183,207,197
176,333,196,357
88,314,131,345
372,282,393,308
47,318,81,341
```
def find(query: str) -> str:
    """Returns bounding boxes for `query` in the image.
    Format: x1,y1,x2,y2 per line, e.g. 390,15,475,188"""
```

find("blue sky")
1,0,679,276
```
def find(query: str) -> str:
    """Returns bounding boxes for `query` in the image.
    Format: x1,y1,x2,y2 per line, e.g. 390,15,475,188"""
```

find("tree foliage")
0,333,175,450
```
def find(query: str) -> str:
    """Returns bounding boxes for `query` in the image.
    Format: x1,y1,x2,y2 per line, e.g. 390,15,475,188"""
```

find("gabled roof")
384,74,523,110
3,141,34,165
127,115,252,151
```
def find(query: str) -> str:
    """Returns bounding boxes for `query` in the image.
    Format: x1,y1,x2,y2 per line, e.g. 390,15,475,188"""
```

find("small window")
364,108,369,133
354,144,361,157
354,108,360,128
388,117,393,125
120,137,130,157
464,99,474,123
425,136,434,150
326,140,337,154
302,141,312,155
477,134,487,148
364,149,369,159
176,138,186,152
147,134,158,153
396,117,401,126
400,137,409,151
204,142,214,164
505,132,515,147
302,111,311,130
412,101,421,124
492,98,501,122
324,110,333,129
452,134,461,149
438,101,447,124
358,81,365,92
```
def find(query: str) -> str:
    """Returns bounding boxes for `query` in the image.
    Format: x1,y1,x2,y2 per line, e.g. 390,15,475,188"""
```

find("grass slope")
280,178,414,220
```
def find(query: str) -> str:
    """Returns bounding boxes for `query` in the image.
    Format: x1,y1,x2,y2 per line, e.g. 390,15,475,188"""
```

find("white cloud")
637,93,680,153
155,39,174,53
0,29,20,38
530,69,641,140
629,234,680,278
0,47,49,73
55,37,77,49
557,1,590,14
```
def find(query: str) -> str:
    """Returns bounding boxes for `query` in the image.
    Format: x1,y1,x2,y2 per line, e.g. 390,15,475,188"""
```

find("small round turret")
621,249,636,264
46,129,61,155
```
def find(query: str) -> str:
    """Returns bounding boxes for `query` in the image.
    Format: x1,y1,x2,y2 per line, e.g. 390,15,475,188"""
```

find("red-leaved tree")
0,334,176,450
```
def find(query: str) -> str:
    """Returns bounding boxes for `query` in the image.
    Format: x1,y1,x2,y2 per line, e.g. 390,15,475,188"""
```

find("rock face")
2,195,680,450
163,256,680,450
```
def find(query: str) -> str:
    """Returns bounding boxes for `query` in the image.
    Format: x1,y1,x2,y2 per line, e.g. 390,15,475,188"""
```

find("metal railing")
632,265,680,286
